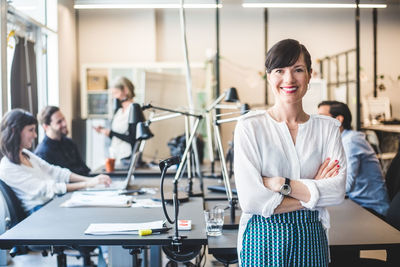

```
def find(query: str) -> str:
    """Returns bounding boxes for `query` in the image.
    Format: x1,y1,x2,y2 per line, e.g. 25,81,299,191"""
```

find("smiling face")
20,124,37,149
268,54,312,105
47,110,68,138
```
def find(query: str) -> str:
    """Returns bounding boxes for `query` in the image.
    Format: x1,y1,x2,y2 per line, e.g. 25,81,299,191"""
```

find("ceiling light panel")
74,0,223,9
242,0,387,8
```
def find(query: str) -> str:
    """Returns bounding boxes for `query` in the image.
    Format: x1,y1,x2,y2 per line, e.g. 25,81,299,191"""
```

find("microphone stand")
159,157,203,264
159,156,184,251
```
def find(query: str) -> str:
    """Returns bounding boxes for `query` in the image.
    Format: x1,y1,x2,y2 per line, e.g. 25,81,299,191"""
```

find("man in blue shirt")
35,106,91,176
318,101,390,217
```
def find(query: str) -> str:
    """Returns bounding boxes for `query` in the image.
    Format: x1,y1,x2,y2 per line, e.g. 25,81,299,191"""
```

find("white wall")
267,5,400,118
58,0,79,134
375,5,400,117
71,3,400,160
77,9,156,64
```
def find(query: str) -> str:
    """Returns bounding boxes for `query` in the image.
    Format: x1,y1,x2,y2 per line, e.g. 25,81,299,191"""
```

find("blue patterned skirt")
240,210,328,267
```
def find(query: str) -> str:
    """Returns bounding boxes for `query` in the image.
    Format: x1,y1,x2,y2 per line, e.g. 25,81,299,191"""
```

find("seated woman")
0,109,111,214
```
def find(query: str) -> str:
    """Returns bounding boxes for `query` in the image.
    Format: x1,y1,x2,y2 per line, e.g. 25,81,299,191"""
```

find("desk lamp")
127,103,146,150
215,103,250,179
123,104,153,184
205,87,240,178
212,107,250,229
142,103,204,197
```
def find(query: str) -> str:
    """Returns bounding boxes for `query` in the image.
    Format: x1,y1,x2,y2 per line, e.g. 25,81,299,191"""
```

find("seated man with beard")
35,106,91,176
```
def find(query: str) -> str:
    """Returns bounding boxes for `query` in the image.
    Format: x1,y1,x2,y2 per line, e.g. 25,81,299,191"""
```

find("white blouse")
110,105,132,162
0,149,71,212
234,110,346,253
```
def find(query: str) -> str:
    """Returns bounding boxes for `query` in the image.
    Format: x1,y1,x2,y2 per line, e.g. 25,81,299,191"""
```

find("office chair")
385,150,400,201
385,191,400,266
364,130,396,174
0,179,96,266
0,179,48,257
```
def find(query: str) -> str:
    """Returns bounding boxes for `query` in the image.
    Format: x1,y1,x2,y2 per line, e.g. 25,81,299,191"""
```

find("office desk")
363,124,400,154
207,199,400,256
0,194,207,248
363,124,400,134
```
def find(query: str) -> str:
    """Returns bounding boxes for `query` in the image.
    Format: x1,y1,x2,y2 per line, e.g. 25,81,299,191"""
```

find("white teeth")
282,87,297,92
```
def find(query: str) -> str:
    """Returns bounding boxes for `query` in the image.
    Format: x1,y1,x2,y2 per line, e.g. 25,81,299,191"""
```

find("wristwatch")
280,178,291,196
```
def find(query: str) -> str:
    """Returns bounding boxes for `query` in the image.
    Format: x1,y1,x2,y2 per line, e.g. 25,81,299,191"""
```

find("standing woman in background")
0,109,111,214
94,77,136,165
234,39,346,266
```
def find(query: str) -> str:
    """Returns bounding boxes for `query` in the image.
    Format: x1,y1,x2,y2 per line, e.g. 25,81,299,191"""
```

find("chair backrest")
364,130,381,154
385,150,400,201
0,180,28,228
386,191,400,231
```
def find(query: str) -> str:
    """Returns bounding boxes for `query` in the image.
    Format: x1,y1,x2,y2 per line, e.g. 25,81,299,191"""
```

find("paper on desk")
131,198,162,208
84,220,165,235
60,191,132,208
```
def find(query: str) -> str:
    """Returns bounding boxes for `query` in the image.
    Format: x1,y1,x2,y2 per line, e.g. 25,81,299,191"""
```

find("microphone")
159,156,181,171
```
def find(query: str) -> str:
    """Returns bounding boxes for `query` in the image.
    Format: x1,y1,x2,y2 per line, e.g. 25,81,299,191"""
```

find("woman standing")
94,76,137,164
0,109,111,214
234,39,346,266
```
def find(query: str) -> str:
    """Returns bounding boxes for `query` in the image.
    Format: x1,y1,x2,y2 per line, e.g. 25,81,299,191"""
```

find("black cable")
160,166,175,224
200,246,205,266
199,245,206,267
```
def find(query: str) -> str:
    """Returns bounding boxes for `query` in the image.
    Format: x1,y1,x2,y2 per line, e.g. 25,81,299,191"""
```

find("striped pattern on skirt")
240,210,329,267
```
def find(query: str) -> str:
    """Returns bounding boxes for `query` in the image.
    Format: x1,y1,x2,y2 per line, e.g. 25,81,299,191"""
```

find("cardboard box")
87,75,107,90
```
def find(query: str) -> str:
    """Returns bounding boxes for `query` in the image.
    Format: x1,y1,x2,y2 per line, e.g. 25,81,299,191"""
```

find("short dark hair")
0,109,38,164
265,39,312,74
38,106,59,125
318,100,352,130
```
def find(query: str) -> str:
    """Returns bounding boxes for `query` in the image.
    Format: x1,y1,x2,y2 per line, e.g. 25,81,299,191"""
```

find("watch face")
280,184,291,196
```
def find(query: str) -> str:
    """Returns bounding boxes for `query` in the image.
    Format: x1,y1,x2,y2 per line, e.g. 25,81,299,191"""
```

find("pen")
138,227,172,236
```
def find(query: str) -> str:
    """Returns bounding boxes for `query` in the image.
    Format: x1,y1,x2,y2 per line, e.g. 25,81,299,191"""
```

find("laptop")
86,148,140,191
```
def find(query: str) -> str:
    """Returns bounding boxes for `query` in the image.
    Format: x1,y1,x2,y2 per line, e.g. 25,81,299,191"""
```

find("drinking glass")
204,208,224,236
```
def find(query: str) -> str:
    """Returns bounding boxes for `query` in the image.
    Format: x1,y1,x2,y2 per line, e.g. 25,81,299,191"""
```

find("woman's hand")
314,158,340,180
86,174,112,188
93,125,103,133
93,126,110,137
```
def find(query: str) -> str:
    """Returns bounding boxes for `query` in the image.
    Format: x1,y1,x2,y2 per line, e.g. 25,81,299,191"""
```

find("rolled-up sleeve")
234,119,283,217
39,178,67,196
306,125,347,208
299,179,320,209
